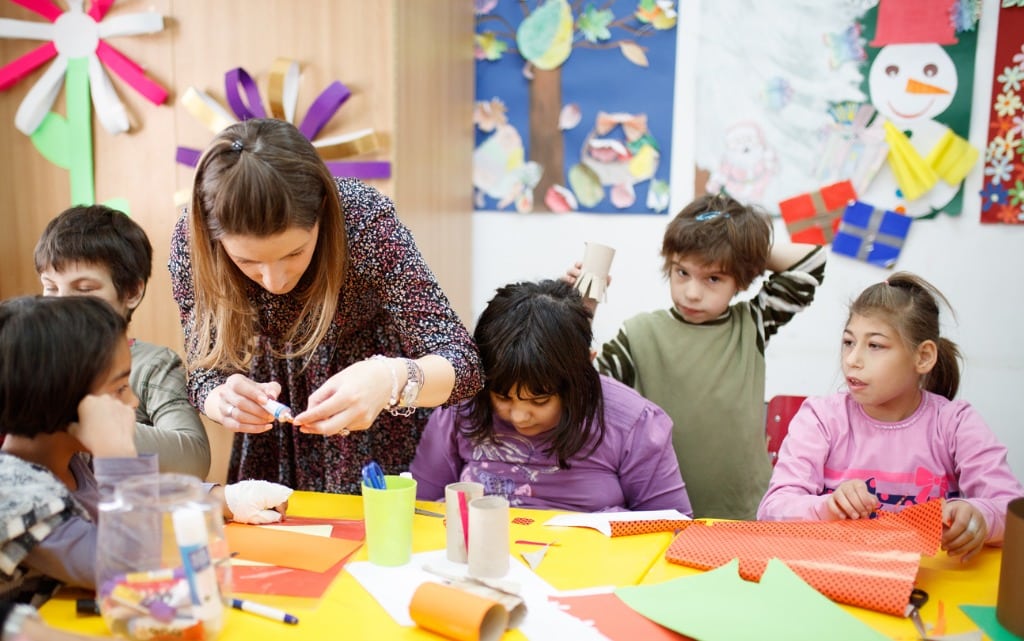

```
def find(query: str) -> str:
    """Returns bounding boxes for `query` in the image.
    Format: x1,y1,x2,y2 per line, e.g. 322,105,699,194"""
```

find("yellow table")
38,492,1001,640
40,491,675,640
640,541,1002,639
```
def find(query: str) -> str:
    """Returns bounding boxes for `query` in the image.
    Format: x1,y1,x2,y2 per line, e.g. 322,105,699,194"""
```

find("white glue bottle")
171,507,224,628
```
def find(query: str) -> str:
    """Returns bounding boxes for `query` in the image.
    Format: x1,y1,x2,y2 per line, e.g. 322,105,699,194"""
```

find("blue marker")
262,399,294,423
228,598,299,625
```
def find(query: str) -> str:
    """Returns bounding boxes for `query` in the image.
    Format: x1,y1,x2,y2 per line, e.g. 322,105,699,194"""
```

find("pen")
262,399,294,423
228,598,299,625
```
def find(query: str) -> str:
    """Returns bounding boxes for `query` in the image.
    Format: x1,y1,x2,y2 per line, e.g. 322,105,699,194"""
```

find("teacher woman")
169,118,483,493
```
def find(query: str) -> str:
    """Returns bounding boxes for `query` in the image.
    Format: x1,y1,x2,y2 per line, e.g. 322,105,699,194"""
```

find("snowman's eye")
923,63,938,77
885,65,899,77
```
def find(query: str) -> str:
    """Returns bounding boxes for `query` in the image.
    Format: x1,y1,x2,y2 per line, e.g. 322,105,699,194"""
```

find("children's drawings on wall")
693,0,981,225
979,4,1024,224
474,0,677,214
0,0,168,210
693,0,869,213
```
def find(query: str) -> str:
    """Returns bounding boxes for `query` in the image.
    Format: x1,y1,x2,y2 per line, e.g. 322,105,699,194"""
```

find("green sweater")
598,247,826,519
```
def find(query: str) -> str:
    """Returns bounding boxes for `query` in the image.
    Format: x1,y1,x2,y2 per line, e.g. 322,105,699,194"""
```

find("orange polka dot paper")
664,500,943,615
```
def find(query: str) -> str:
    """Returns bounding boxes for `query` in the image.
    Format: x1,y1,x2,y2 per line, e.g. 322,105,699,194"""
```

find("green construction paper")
30,113,70,168
615,559,889,641
960,605,1023,641
65,57,95,205
104,197,130,214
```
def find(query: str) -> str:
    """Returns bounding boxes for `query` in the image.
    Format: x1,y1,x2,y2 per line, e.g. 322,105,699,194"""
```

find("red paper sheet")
549,593,691,641
665,500,942,616
230,517,364,598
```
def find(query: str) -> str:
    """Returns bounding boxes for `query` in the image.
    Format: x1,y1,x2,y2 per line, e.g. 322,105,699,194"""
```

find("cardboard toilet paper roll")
445,482,484,563
574,241,615,303
409,582,508,641
997,497,1024,637
468,496,510,579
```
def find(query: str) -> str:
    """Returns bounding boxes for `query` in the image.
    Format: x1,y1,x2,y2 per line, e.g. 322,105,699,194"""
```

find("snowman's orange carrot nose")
905,78,950,94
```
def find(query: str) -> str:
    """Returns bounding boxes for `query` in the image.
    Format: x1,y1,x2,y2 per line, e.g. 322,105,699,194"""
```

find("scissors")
905,588,929,638
361,461,386,489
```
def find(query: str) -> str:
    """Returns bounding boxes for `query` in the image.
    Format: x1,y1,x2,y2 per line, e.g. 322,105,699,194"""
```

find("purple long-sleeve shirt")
758,391,1023,543
411,376,692,514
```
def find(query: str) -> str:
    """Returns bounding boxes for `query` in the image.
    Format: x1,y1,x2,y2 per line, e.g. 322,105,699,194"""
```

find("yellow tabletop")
40,491,675,640
640,541,1001,639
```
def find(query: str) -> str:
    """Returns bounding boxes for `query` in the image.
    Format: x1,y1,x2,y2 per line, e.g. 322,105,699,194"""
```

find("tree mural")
476,0,677,212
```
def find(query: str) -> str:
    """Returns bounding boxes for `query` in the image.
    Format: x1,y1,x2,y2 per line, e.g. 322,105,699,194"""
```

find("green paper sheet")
615,558,889,641
961,605,1023,641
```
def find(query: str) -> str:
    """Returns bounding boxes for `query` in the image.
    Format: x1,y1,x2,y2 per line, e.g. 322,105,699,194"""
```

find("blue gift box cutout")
832,201,912,268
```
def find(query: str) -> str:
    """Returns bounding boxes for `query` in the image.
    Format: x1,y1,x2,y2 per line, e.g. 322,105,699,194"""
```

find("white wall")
470,0,1023,480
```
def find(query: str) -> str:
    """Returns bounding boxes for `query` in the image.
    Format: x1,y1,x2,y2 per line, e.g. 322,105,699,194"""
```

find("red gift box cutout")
779,180,858,245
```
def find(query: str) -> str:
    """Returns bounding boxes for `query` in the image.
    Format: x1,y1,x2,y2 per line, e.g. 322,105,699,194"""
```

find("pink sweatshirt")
758,391,1023,543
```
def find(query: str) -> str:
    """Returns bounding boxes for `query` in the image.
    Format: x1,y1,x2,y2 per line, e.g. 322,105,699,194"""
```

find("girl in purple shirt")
411,280,692,514
759,273,1023,562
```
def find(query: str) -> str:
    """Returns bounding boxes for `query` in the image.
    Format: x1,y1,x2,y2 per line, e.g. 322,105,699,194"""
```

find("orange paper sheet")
609,519,693,537
665,500,942,615
226,519,363,572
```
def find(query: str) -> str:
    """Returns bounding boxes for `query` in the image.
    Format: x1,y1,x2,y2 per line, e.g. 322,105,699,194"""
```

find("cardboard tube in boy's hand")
574,241,615,303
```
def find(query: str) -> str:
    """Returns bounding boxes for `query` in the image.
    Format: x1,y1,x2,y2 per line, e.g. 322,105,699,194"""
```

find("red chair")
766,395,806,466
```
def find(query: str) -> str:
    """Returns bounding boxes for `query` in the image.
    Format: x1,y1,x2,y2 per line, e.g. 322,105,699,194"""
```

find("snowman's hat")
870,0,958,47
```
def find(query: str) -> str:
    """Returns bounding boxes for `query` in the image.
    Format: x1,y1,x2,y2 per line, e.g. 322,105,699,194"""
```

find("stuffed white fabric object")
225,480,293,524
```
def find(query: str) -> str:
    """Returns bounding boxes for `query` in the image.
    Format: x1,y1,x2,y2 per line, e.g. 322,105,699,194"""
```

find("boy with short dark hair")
34,205,210,478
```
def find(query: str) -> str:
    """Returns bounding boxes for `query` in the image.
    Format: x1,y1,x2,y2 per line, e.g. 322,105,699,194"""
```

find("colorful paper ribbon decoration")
0,0,169,207
883,121,938,202
924,128,979,187
664,499,943,616
176,58,390,180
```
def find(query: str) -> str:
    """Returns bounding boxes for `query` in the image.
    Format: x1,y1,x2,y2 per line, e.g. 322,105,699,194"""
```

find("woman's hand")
825,479,880,520
69,394,137,458
293,358,394,436
206,374,283,434
942,500,987,562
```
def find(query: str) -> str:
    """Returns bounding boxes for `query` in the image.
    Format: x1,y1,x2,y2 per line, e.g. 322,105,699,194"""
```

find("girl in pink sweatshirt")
758,272,1022,562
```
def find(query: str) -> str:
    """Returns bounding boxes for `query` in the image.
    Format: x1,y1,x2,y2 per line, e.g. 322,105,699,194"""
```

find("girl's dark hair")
188,118,347,372
0,296,127,436
463,279,605,468
34,204,153,322
661,192,772,290
849,272,961,399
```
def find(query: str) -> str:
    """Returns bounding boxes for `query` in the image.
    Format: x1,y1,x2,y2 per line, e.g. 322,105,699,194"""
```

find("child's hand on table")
825,480,880,520
942,500,987,562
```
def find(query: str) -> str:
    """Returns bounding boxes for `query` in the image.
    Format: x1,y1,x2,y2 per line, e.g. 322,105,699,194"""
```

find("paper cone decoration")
575,241,616,303
409,582,508,641
883,121,938,201
664,500,943,616
832,201,912,268
778,180,857,245
925,128,980,186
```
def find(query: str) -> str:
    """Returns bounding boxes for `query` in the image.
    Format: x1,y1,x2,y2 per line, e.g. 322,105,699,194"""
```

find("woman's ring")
340,427,351,437
227,404,236,418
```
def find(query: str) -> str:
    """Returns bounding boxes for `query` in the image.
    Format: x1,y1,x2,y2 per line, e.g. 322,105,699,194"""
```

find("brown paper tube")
445,482,484,563
997,497,1024,636
468,496,510,579
409,582,508,641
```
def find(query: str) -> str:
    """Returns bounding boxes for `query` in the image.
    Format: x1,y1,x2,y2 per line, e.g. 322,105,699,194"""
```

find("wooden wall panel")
0,1,473,482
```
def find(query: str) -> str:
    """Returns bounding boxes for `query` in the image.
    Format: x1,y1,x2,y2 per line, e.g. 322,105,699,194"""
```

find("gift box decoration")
832,200,912,268
778,180,857,245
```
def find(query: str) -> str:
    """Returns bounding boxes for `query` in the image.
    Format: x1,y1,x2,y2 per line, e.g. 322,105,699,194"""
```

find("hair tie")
231,140,244,152
696,210,729,221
